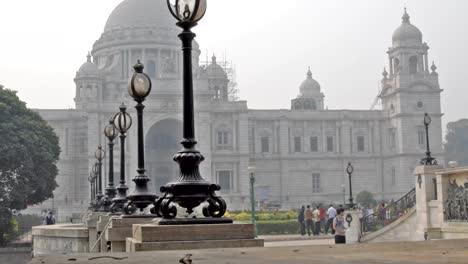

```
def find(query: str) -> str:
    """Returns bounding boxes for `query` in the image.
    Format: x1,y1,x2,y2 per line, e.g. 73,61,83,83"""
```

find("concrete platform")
30,239,468,264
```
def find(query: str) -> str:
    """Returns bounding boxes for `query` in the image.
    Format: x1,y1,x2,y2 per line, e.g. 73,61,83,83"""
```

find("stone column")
413,165,443,240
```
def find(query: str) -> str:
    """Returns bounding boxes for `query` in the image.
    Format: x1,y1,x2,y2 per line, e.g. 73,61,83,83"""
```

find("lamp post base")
110,184,128,213
155,145,226,219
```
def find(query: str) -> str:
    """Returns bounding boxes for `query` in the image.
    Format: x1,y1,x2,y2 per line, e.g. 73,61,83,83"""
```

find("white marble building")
33,0,443,217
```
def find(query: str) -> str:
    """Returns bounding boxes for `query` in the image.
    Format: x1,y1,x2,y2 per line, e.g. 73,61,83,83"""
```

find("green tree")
356,190,377,208
0,85,60,210
445,119,468,166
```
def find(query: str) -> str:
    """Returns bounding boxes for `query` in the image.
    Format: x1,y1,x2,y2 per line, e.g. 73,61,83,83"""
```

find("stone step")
126,237,264,252
132,223,255,243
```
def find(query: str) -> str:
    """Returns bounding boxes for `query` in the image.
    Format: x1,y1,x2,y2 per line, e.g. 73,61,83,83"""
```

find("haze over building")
28,0,443,219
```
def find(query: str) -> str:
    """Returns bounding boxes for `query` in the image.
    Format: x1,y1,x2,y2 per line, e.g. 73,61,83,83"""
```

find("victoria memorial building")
31,0,444,219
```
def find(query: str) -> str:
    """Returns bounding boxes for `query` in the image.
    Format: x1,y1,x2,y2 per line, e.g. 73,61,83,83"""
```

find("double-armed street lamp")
346,162,355,209
124,61,158,213
154,0,227,219
95,146,105,211
421,113,438,165
111,104,133,213
103,119,118,212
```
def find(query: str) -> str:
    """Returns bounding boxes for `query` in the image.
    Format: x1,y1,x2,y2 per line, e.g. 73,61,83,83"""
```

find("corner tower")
380,9,443,193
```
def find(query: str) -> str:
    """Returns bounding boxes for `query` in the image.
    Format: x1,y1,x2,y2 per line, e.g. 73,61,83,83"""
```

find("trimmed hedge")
256,220,299,235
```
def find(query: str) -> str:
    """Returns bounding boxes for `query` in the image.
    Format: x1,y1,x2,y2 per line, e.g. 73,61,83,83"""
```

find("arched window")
294,101,303,110
409,56,418,74
147,60,157,79
394,58,400,73
213,86,220,100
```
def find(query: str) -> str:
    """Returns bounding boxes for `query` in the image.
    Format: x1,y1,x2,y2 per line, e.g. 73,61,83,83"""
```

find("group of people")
298,204,347,244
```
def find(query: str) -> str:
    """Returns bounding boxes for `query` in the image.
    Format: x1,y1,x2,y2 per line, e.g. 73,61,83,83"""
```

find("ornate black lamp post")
103,119,118,212
421,113,437,165
125,61,158,213
95,146,105,211
346,162,354,209
88,173,95,210
111,104,133,213
91,162,99,210
155,0,226,219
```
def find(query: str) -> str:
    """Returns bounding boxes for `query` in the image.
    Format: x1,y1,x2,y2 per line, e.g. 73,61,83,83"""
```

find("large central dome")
104,0,176,32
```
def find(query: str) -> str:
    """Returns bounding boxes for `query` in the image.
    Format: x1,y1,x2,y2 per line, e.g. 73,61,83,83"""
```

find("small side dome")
206,55,227,79
76,53,99,78
299,67,321,97
392,9,422,47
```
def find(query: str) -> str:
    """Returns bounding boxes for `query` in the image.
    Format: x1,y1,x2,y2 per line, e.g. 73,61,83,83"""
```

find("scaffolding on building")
201,51,240,101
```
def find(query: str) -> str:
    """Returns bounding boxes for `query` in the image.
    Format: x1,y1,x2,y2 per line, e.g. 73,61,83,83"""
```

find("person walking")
298,206,306,236
319,205,326,234
325,204,337,234
312,206,321,236
305,205,313,236
333,208,347,244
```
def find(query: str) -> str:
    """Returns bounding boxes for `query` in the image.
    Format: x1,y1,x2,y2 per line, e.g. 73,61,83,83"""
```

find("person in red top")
319,205,326,234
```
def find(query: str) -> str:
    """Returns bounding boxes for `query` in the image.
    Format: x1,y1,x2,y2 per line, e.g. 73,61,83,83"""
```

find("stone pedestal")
345,210,360,244
105,216,156,252
126,222,264,252
414,165,444,240
32,224,89,256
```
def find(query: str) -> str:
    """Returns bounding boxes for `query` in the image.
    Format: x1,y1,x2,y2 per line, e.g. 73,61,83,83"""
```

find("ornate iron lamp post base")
155,144,226,219
102,187,117,212
110,184,128,213
421,156,438,165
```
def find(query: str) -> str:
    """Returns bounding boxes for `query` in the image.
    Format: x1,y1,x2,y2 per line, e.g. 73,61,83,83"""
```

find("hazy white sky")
1,0,467,133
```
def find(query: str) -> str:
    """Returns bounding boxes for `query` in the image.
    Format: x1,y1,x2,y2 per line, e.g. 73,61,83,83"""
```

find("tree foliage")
0,85,60,210
356,190,377,208
445,119,468,166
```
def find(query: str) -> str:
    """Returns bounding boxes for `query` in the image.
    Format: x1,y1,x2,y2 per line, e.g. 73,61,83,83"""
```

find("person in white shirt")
325,204,337,234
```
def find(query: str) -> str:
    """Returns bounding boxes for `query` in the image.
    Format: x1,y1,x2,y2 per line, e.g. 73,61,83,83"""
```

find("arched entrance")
145,119,182,194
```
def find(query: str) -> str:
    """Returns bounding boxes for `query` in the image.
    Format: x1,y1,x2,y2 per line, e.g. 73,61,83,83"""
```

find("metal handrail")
359,188,416,240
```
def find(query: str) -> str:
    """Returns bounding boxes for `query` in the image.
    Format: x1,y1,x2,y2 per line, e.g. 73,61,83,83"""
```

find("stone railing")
359,188,416,240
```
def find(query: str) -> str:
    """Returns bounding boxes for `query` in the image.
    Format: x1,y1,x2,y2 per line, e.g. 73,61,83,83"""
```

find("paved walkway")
31,239,468,264
260,234,333,242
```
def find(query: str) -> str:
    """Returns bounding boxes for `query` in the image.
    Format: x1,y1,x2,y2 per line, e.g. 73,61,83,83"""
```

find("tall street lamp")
88,172,95,210
156,0,227,219
95,146,105,211
92,162,99,210
421,113,438,165
103,118,118,212
248,166,257,237
346,162,354,209
111,104,133,213
125,61,158,213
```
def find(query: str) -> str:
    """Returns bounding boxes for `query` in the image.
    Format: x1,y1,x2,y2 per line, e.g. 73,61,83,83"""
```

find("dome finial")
212,54,217,64
431,61,438,74
402,7,410,23
307,67,312,79
87,52,92,63
382,67,388,79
